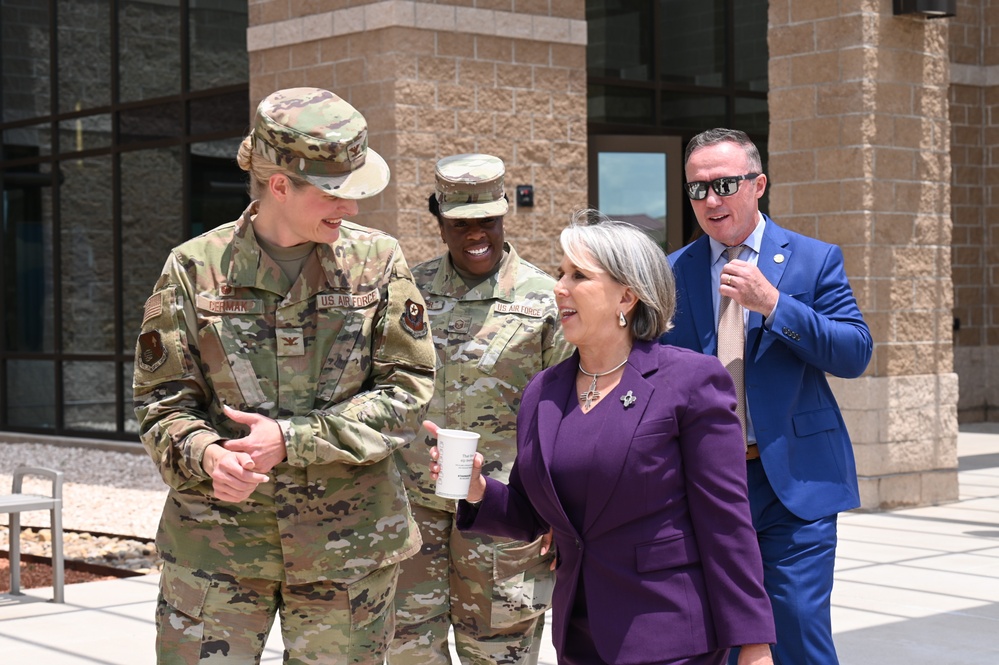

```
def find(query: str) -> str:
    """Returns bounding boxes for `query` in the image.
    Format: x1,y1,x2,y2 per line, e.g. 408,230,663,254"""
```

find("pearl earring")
618,311,627,327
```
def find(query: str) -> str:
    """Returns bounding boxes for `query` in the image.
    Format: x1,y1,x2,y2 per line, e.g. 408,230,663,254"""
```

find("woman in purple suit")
429,210,775,665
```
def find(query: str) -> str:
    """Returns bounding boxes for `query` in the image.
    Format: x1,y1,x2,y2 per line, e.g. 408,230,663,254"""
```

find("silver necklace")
578,357,629,410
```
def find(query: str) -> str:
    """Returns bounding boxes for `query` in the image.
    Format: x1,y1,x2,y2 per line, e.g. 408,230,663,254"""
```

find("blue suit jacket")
458,341,775,664
661,216,873,521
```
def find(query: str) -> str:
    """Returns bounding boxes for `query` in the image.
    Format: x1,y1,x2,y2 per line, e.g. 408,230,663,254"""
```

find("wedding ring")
726,274,732,286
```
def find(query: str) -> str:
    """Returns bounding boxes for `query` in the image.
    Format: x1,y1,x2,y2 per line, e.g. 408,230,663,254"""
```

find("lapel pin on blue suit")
774,254,785,263
621,390,637,409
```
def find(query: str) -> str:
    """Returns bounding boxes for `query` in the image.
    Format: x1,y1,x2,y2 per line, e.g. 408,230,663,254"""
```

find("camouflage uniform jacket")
133,201,436,585
398,243,571,513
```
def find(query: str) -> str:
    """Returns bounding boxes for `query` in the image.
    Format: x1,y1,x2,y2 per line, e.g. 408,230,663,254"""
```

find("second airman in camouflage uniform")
133,87,436,664
390,154,572,665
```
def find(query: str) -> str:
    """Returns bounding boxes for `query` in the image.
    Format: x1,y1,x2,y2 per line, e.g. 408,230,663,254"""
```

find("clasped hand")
203,405,288,502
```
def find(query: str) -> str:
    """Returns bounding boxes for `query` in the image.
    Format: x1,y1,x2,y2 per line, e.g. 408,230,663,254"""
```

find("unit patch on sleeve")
401,299,428,339
137,331,168,373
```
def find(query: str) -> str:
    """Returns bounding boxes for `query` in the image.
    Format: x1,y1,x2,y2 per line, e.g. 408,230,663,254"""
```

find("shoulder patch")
401,299,428,338
137,331,168,373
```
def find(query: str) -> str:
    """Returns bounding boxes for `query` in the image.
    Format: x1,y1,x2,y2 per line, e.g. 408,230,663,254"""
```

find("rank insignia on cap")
137,331,167,373
401,299,428,338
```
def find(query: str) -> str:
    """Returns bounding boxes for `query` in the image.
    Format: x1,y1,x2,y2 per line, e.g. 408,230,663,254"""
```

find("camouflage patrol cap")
252,87,390,199
435,153,509,219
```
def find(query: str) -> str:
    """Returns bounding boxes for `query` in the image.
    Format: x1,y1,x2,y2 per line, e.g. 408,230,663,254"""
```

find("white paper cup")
434,429,481,500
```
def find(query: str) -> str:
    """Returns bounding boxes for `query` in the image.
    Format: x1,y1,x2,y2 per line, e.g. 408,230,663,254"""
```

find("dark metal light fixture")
893,0,956,18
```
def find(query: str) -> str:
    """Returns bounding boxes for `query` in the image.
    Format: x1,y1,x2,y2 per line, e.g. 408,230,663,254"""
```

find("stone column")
246,0,589,272
949,0,999,422
768,0,958,509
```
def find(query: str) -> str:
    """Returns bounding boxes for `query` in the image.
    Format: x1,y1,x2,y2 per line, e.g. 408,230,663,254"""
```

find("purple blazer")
457,340,775,664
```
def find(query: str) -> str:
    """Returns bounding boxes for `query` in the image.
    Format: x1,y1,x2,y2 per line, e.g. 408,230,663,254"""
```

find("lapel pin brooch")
621,390,637,409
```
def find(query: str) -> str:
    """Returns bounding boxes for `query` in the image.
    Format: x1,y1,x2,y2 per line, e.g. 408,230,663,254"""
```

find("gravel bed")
1,440,168,576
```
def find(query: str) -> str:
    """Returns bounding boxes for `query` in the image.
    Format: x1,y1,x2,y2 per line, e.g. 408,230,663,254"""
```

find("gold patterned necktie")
717,245,747,444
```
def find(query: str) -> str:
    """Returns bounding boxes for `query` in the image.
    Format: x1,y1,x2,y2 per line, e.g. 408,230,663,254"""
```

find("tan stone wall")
950,0,999,421
769,0,958,508
247,0,589,275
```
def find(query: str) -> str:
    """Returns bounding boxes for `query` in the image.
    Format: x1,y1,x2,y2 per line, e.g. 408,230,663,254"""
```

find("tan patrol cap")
252,87,390,199
435,153,509,219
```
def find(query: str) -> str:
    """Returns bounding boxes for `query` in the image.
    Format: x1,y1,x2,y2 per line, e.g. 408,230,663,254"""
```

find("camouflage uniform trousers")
156,561,399,664
388,502,555,665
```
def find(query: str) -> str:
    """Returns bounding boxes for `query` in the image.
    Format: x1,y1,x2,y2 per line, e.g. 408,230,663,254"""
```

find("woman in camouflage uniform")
133,87,436,664
390,154,571,665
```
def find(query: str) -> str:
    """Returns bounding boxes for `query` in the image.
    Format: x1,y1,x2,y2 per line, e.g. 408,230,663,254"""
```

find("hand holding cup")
425,420,486,502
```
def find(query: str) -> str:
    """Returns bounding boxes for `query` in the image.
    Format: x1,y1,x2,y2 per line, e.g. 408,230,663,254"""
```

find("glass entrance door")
587,135,685,253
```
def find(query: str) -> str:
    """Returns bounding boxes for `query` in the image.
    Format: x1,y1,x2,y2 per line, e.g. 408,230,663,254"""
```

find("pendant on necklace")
580,374,600,410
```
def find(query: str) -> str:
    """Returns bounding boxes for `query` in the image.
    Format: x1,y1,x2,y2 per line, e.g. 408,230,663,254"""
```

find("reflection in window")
658,0,725,87
2,2,51,123
597,152,667,245
121,148,184,353
2,165,55,354
60,156,114,354
64,361,116,433
190,0,249,91
191,91,252,137
58,114,113,153
589,85,655,126
734,97,769,136
58,0,111,113
120,102,184,144
587,0,653,81
120,0,182,102
190,139,250,238
660,92,726,130
7,359,55,428
734,0,769,92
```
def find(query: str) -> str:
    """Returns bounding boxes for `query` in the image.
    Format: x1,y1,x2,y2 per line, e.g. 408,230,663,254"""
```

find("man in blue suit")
661,128,873,665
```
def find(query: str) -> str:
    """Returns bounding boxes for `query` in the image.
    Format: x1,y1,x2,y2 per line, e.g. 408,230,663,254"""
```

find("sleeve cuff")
281,416,317,467
189,431,226,478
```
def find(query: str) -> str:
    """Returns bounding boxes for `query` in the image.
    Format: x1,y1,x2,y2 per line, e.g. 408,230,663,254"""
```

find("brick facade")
245,0,996,510
769,0,959,508
950,0,999,422
247,0,589,272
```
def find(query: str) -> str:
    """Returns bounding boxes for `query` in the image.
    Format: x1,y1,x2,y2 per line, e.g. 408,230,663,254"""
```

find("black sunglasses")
684,173,761,200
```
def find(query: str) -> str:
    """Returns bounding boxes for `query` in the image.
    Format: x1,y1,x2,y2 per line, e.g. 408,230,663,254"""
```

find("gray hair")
560,209,675,340
684,128,762,172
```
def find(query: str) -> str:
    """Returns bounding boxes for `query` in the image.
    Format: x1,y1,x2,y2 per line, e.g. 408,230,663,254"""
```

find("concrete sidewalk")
3,423,999,664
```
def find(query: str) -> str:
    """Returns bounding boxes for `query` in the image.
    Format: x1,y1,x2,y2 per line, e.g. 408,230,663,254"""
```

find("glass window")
58,114,113,153
733,0,769,92
191,91,251,137
3,164,55,354
597,152,668,245
121,148,184,353
190,139,250,237
64,360,116,433
734,97,769,136
190,0,249,91
58,0,112,113
587,0,654,81
658,0,725,87
2,1,51,123
120,101,184,144
119,0,181,102
4,123,53,159
660,92,726,130
588,136,685,253
589,84,656,126
60,156,114,354
7,359,55,429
